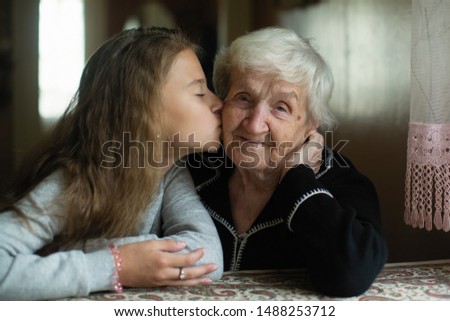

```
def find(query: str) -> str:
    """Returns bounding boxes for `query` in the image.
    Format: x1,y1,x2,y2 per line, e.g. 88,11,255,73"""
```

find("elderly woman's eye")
274,105,288,113
237,94,249,102
231,94,251,107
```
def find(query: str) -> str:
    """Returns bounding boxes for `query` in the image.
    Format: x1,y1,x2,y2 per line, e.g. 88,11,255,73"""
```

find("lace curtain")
405,0,450,231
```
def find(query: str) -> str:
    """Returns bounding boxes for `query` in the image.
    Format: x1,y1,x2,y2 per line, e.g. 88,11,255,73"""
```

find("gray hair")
213,27,336,130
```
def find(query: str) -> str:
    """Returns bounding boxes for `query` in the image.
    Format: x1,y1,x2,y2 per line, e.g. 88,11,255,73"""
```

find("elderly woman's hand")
281,130,324,181
302,130,325,173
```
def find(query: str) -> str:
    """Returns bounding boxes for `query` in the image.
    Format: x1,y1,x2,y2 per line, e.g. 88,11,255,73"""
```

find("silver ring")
179,267,185,280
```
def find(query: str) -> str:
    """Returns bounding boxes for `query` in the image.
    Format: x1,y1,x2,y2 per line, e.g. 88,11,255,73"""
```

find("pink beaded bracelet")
108,243,123,293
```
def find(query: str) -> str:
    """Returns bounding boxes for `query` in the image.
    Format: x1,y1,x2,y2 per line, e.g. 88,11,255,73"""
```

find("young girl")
0,27,223,300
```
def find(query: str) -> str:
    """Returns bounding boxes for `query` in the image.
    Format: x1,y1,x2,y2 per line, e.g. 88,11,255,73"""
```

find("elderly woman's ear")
302,118,321,142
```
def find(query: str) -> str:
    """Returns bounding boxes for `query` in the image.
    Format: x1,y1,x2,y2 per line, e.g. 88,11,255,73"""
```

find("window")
39,0,84,120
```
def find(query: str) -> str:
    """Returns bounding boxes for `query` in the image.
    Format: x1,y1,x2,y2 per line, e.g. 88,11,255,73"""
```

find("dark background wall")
0,0,13,182
2,0,449,262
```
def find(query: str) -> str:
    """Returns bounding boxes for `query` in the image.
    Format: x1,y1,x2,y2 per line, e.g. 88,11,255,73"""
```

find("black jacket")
187,147,388,297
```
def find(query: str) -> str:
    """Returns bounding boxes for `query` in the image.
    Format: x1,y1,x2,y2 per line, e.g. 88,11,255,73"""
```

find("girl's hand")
117,239,218,288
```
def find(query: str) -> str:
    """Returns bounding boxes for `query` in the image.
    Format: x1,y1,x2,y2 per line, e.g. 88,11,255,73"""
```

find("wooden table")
69,260,450,301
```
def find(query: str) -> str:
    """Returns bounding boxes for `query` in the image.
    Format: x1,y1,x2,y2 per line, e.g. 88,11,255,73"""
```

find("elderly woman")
188,27,388,297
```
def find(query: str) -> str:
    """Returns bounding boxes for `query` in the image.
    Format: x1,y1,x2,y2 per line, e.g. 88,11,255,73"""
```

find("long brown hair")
0,27,200,247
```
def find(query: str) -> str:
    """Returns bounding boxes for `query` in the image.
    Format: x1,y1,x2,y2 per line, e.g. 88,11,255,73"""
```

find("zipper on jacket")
231,233,247,271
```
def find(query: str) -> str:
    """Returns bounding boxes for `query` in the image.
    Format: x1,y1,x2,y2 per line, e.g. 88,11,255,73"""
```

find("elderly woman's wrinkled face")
222,69,316,172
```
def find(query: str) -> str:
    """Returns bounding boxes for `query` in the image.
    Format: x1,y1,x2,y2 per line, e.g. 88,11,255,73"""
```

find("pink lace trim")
404,122,450,231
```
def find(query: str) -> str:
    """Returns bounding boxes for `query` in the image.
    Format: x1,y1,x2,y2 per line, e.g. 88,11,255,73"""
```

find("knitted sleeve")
159,166,224,280
0,172,114,300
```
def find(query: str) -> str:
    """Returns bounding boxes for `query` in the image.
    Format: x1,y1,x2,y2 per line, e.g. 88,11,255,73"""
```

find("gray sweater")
0,166,223,300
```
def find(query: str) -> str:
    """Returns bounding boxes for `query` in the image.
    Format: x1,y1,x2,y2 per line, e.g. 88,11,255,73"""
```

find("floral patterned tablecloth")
72,260,450,301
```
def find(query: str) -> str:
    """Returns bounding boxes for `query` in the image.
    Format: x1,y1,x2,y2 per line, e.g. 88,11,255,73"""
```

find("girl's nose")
210,93,223,116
